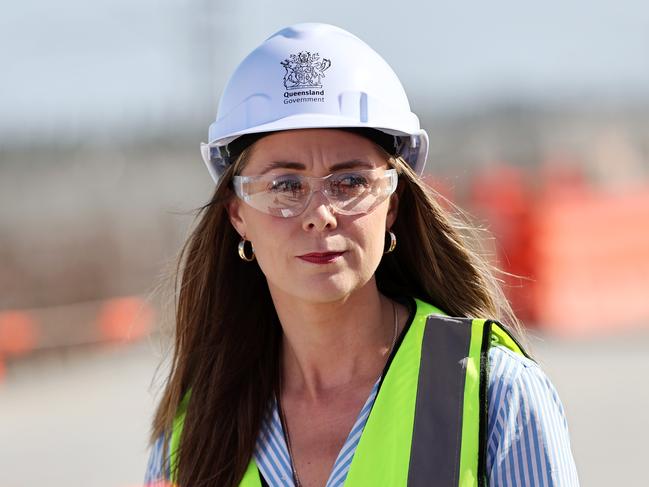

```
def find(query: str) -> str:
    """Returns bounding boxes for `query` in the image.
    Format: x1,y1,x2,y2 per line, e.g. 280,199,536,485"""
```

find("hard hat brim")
202,116,428,183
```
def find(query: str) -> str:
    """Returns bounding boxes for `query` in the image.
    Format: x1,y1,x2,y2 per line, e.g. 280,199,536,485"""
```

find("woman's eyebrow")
259,159,374,174
259,161,306,175
328,159,374,171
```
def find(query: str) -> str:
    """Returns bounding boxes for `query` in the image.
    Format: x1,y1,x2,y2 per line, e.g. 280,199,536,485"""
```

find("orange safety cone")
0,310,38,356
98,296,155,343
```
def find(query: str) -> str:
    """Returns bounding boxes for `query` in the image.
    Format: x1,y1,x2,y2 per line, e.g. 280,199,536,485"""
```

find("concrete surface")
0,331,647,486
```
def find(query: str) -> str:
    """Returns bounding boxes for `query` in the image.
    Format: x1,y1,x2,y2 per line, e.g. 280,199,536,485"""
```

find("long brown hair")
150,147,525,486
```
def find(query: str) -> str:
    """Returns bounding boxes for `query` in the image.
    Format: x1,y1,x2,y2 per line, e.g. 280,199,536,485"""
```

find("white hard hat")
201,22,429,181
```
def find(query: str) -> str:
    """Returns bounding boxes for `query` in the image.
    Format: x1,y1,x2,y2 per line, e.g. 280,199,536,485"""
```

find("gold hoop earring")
384,230,396,254
238,238,255,262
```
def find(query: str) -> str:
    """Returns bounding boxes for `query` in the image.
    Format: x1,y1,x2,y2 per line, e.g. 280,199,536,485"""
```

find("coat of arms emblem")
281,51,332,90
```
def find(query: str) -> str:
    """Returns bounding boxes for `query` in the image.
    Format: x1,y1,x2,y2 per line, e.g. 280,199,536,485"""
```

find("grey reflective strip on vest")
408,315,473,487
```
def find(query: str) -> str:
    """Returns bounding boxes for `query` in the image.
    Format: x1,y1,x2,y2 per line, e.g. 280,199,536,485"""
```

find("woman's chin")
272,274,368,305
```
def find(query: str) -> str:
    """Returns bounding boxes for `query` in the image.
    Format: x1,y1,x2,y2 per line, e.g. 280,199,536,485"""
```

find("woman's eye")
331,174,370,195
268,178,305,195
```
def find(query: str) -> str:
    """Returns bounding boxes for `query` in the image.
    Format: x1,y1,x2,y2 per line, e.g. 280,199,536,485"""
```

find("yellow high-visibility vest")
170,298,528,486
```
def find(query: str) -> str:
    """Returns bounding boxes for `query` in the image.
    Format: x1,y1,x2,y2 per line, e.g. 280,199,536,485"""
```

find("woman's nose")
301,191,338,232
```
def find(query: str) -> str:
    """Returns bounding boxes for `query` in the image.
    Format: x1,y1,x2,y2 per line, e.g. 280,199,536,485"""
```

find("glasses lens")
326,170,396,215
235,174,310,217
234,169,397,218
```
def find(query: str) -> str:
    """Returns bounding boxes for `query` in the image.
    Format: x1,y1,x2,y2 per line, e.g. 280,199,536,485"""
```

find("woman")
145,23,579,486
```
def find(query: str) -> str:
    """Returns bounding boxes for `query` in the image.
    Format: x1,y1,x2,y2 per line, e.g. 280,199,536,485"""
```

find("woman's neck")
271,281,401,402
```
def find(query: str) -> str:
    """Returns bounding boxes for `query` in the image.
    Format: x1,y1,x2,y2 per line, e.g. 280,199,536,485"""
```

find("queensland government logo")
281,51,331,104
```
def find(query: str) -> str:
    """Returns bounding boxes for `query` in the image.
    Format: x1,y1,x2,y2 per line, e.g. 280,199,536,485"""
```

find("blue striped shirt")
145,345,579,486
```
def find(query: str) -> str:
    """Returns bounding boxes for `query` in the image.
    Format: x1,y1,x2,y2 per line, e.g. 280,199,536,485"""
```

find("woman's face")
227,129,399,305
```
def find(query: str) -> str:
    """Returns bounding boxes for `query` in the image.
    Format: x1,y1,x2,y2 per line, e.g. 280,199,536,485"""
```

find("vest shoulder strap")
346,300,529,487
489,320,531,359
169,389,261,486
169,390,191,483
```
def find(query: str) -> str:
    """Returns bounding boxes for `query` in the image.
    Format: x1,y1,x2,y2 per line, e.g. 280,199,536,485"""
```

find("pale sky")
2,0,649,141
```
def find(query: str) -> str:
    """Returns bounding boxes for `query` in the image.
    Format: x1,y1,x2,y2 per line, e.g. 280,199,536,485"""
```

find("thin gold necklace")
278,301,399,487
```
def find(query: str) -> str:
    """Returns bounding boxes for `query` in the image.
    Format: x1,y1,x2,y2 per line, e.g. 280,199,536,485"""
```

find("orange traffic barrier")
467,165,537,323
466,162,649,337
0,310,38,356
0,295,157,380
532,185,649,336
422,174,456,210
98,296,155,343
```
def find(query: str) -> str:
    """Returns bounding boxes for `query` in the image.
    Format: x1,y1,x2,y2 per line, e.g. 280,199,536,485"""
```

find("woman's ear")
386,190,399,230
226,197,247,238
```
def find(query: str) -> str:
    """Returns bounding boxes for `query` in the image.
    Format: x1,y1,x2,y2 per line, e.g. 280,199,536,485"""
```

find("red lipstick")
297,252,344,264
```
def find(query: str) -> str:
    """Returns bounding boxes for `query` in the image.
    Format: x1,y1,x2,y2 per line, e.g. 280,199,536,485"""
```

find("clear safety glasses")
232,168,398,218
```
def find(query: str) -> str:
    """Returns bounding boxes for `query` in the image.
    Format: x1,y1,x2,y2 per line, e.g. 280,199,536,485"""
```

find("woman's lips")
297,252,345,264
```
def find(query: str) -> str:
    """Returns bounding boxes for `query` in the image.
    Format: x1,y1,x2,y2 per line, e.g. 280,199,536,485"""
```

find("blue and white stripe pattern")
144,432,168,483
144,345,579,486
253,380,380,486
486,346,579,486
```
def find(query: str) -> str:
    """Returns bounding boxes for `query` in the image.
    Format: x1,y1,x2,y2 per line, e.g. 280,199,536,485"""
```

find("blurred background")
1,0,648,485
